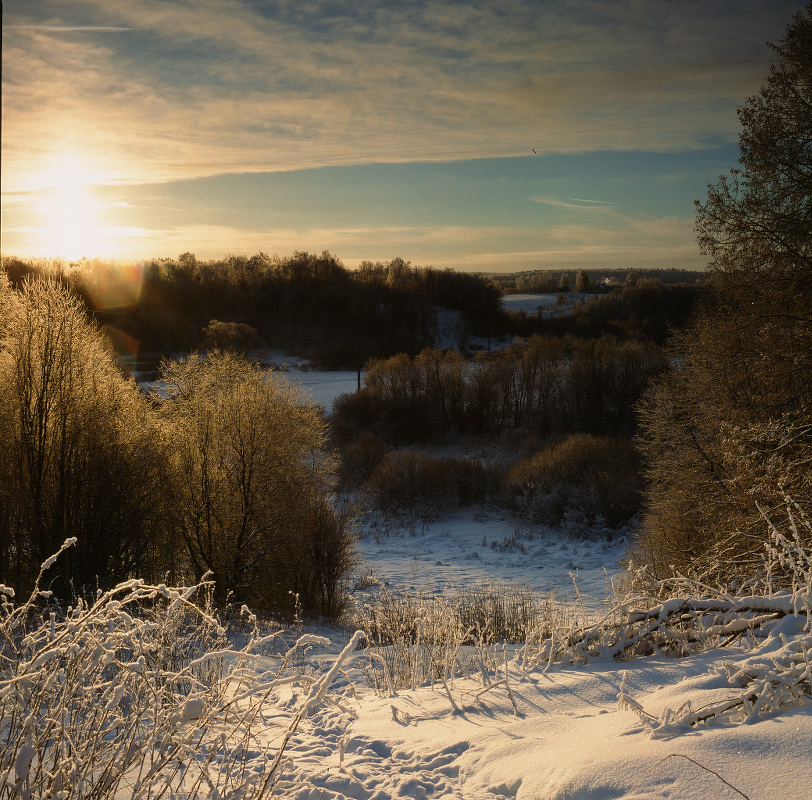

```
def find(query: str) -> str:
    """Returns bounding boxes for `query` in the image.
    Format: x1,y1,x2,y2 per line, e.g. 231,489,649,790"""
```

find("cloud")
1,0,799,192
530,197,616,209
5,25,133,31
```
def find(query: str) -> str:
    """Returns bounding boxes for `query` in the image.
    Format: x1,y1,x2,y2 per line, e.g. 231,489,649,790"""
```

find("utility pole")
355,309,361,391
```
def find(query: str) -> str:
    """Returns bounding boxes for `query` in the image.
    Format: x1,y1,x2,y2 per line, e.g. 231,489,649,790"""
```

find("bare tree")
157,351,354,614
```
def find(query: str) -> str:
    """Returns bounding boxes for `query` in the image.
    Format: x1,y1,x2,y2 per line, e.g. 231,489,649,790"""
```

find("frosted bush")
526,499,812,730
0,541,361,799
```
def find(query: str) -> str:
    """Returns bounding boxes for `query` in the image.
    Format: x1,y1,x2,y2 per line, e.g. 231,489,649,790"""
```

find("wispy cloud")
530,197,616,209
5,25,133,31
1,0,799,191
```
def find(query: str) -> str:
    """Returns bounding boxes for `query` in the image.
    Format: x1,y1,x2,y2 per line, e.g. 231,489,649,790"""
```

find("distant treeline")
2,255,703,364
485,267,704,293
506,278,705,345
2,253,502,367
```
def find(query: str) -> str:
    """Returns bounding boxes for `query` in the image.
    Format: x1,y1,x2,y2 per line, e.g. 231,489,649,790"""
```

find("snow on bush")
0,540,361,799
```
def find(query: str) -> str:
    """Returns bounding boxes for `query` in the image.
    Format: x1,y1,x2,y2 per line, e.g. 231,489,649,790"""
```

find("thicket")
505,434,642,529
0,277,356,618
333,336,667,444
330,334,662,528
362,450,502,516
633,3,812,590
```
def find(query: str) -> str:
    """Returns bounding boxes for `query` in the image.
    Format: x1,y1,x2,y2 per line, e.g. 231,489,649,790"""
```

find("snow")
354,508,624,609
285,369,361,412
3,512,810,798
261,509,812,800
139,350,361,413
502,293,590,318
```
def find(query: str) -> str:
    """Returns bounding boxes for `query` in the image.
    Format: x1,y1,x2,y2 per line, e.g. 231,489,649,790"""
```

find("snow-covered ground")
354,508,624,608
261,510,812,800
284,369,361,412
502,293,590,318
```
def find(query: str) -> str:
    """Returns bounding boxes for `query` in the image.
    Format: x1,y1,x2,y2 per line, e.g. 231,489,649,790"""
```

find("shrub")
201,319,263,353
363,451,451,515
331,387,389,439
338,431,389,490
505,434,642,529
362,450,502,515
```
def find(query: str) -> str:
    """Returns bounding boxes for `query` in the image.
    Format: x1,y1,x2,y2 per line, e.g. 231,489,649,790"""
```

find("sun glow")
35,155,109,260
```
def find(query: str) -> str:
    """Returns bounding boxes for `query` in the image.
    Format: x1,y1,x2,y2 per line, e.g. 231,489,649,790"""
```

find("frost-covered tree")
157,351,354,614
635,4,812,586
0,278,166,597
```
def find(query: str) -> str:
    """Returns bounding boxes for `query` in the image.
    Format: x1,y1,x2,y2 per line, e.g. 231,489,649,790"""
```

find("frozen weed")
0,541,361,799
353,581,559,694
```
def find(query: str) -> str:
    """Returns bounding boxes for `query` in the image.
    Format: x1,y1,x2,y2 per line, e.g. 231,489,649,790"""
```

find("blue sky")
0,0,802,271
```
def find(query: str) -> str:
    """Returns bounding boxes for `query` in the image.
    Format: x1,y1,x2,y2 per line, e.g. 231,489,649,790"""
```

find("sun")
35,155,107,260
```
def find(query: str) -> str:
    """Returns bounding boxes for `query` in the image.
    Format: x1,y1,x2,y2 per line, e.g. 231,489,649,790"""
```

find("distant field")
501,292,589,316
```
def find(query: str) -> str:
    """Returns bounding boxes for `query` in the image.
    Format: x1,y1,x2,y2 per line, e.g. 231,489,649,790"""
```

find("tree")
559,272,571,292
634,4,812,587
575,270,591,292
157,351,355,614
201,319,262,353
0,278,167,598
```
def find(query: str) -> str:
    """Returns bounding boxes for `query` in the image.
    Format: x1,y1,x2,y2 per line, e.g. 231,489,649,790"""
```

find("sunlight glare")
36,155,107,260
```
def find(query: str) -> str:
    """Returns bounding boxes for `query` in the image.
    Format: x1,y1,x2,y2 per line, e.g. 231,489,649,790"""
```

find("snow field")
353,508,626,608
2,513,811,798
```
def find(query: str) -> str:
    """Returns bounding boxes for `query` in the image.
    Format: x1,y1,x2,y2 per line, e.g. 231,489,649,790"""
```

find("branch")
647,754,751,800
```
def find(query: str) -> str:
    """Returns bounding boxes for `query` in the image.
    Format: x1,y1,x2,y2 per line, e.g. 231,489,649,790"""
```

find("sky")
0,0,803,272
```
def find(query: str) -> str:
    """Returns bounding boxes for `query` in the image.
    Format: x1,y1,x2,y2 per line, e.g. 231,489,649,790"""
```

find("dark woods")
333,336,666,444
2,252,503,368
